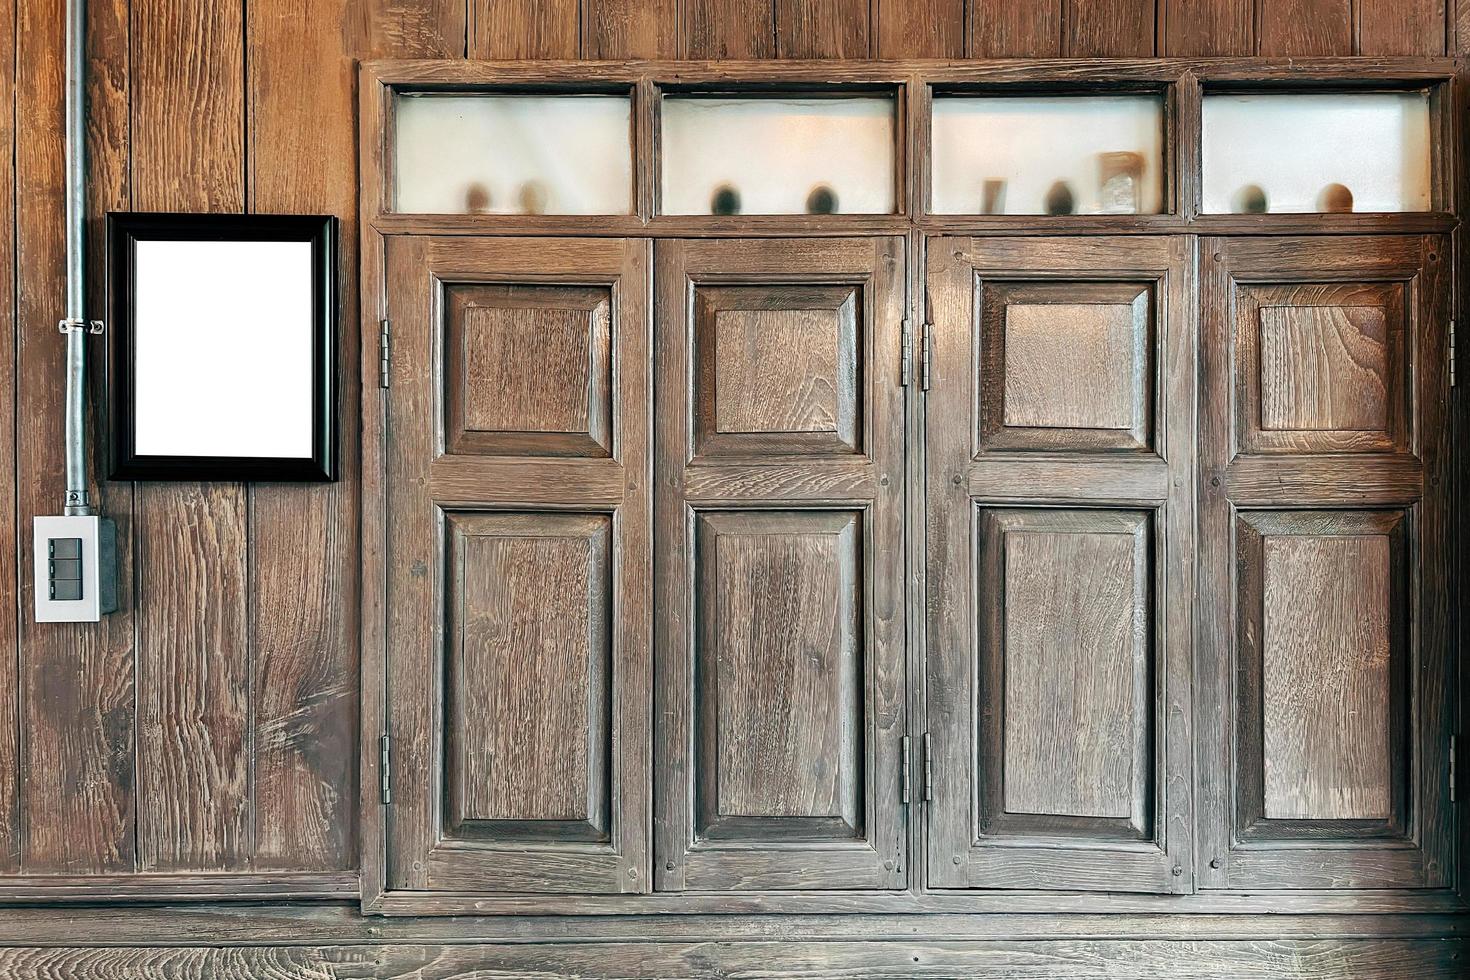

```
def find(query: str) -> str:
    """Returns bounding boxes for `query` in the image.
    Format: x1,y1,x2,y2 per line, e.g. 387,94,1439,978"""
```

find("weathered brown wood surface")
0,5,1463,979
0,937,1463,979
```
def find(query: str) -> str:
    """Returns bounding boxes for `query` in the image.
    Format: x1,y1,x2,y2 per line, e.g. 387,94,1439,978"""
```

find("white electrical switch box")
33,515,118,622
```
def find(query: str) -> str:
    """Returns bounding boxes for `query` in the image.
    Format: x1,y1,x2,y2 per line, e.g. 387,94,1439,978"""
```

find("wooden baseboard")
0,937,1461,979
0,872,358,904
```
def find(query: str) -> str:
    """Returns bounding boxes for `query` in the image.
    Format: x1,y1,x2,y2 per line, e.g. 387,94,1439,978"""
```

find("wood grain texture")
878,0,964,57
1358,0,1446,55
246,0,358,874
695,284,861,457
1067,0,1157,56
581,0,680,58
1235,282,1407,456
1002,303,1140,429
12,0,136,874
471,0,580,59
360,0,466,57
996,518,1148,822
1162,0,1253,55
1258,0,1354,55
697,511,861,835
1198,235,1451,892
0,938,1463,979
384,236,649,900
775,0,872,57
447,513,610,834
4,904,1470,944
968,0,1062,56
1261,534,1394,820
444,285,611,458
1258,306,1389,431
0,0,14,874
131,0,251,871
926,236,1193,895
714,312,840,432
654,237,906,894
464,308,594,433
980,282,1153,453
684,0,776,58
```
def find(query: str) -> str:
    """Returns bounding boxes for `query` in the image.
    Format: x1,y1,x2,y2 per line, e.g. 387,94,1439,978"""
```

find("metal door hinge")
1451,735,1458,803
379,733,392,805
922,731,934,802
901,735,912,803
1450,319,1458,387
900,319,913,387
378,319,392,389
919,323,934,391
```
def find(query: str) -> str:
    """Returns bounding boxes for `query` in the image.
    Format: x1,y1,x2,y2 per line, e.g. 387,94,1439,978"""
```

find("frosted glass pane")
660,97,896,215
1202,93,1431,213
931,96,1165,215
393,94,633,215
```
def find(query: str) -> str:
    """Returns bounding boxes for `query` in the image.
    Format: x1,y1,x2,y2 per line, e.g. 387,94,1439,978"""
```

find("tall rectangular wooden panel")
1198,236,1453,890
381,237,650,897
654,238,907,892
924,236,1195,893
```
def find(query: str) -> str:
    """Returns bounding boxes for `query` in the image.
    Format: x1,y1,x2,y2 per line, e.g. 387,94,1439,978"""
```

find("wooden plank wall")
0,0,1461,881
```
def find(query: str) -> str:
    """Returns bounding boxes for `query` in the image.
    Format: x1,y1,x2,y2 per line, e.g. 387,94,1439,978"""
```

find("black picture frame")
107,211,338,482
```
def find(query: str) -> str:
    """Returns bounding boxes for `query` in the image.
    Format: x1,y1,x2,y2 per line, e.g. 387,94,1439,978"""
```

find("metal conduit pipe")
61,0,96,516
34,0,115,625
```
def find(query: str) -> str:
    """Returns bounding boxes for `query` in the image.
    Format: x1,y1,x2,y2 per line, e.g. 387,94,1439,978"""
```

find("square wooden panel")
443,512,613,845
978,281,1154,453
693,284,862,458
975,508,1155,843
1233,510,1408,842
1234,283,1408,455
443,283,613,458
692,510,864,845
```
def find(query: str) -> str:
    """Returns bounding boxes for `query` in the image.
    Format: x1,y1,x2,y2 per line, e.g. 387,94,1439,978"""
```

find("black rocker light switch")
47,537,83,601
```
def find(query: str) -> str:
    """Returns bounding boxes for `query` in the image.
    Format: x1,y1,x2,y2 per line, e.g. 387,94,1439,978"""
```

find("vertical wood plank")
246,0,359,872
13,0,136,875
1161,0,1254,55
1258,0,1354,55
1357,0,1445,55
878,0,964,56
968,0,1063,56
775,0,872,58
684,0,776,58
1066,0,1157,56
581,0,680,58
1458,0,1470,53
0,0,16,877
130,0,251,872
359,0,466,58
470,0,580,59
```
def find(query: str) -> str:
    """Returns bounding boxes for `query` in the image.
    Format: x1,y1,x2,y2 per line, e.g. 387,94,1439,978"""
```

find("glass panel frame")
927,92,1170,217
654,88,904,218
1200,90,1434,216
390,89,638,217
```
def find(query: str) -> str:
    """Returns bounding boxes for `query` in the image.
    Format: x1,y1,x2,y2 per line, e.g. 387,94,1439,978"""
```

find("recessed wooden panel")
1259,306,1389,432
1263,535,1391,819
979,282,1153,453
693,510,863,843
694,284,861,457
444,283,612,458
444,512,612,844
1200,235,1451,892
1235,283,1407,455
1234,510,1407,841
977,508,1153,841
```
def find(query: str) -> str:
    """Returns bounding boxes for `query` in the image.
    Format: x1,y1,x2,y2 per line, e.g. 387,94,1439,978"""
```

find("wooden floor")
0,905,1462,978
